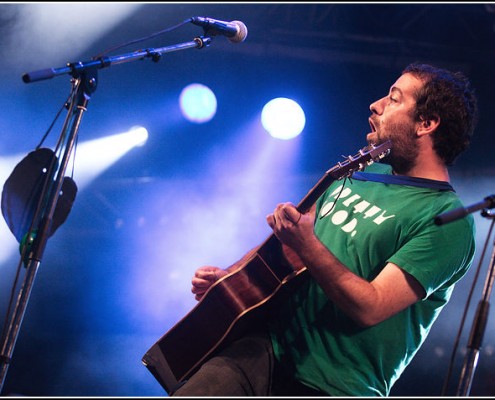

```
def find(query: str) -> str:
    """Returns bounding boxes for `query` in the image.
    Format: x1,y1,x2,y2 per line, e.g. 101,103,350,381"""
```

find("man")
171,63,479,396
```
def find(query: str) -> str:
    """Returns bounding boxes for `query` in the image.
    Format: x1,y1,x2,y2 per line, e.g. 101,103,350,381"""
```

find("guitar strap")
351,171,455,192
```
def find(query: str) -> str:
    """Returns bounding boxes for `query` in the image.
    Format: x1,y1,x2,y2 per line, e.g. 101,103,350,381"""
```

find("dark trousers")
171,331,328,397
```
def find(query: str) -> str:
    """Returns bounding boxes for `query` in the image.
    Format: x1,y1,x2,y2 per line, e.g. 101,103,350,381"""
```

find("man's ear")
417,114,440,137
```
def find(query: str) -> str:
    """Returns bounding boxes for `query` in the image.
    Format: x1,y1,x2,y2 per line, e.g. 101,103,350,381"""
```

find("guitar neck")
297,172,338,213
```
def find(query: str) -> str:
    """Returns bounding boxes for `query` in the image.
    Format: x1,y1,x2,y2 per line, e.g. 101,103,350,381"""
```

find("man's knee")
171,355,251,396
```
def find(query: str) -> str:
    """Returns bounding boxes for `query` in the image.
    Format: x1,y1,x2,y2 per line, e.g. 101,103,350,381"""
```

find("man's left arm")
267,202,426,327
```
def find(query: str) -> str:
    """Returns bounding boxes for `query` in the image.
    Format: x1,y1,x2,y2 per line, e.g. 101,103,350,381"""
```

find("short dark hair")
402,63,479,166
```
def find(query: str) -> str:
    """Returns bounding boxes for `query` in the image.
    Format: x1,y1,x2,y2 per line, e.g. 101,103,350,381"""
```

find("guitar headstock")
297,140,392,212
327,140,392,180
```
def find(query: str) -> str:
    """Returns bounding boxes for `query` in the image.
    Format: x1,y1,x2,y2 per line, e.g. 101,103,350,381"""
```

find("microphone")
191,16,248,43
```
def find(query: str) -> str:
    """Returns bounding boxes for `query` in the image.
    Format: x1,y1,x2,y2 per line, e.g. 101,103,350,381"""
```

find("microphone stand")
0,35,212,394
456,209,495,396
435,195,495,396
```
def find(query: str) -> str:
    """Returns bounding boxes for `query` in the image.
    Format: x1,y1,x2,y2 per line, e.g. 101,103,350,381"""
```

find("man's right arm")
191,246,261,301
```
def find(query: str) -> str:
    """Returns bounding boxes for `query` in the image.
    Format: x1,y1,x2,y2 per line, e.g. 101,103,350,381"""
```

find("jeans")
171,330,328,397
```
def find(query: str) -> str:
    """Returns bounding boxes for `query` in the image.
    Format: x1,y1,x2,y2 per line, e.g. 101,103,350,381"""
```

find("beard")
377,121,420,175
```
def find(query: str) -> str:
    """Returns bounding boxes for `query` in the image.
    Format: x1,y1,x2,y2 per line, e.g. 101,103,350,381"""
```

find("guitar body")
142,235,307,394
141,141,392,394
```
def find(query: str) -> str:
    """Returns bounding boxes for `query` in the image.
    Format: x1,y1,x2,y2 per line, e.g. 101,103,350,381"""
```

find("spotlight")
71,126,149,189
261,97,306,140
129,126,149,147
179,83,217,124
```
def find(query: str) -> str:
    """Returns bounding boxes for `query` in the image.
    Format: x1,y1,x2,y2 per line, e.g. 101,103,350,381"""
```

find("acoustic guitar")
141,140,392,394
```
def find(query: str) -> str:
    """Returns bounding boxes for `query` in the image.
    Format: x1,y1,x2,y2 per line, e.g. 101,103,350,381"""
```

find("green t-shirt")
268,162,476,396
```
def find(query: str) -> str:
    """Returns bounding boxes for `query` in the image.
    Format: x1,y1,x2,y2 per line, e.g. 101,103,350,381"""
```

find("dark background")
0,2,494,396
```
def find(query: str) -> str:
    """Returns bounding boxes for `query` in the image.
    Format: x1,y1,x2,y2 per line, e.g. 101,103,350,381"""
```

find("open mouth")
369,117,377,133
367,118,381,146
